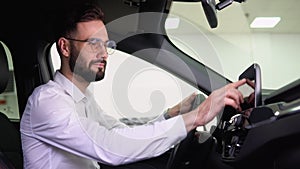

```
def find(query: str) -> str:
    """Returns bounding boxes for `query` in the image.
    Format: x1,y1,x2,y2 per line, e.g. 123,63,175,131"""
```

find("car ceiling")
176,0,300,34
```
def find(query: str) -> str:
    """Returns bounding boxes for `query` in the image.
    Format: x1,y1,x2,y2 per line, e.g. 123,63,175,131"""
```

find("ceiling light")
250,17,281,28
165,17,180,29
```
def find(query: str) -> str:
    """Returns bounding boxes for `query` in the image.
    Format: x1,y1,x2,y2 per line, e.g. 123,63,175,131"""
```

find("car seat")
0,43,23,169
36,42,56,84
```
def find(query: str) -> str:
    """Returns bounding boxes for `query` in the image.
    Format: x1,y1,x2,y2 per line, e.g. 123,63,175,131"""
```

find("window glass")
0,41,20,120
50,43,203,120
166,1,300,91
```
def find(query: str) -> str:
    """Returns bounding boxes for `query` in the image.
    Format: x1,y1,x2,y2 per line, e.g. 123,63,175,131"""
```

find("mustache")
90,58,106,65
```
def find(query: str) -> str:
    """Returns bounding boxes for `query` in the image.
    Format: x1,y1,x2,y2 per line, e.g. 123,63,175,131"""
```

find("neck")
73,74,90,93
59,69,89,93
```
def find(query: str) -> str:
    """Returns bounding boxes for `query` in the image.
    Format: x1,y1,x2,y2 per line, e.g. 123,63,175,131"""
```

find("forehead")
76,20,108,40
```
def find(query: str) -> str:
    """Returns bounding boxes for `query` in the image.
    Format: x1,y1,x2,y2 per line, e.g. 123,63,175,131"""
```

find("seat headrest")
0,43,9,93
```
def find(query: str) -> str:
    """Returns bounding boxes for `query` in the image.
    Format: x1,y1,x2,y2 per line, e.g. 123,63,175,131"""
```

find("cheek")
75,54,90,69
70,46,87,67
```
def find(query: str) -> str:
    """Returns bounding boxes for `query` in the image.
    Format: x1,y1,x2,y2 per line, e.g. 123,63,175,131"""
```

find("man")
20,2,247,169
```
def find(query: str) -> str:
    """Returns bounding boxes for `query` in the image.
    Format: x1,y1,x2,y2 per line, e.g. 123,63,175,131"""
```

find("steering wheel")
165,94,211,169
166,129,197,169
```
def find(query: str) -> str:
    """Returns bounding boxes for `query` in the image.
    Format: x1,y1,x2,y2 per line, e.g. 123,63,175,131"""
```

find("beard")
69,51,106,83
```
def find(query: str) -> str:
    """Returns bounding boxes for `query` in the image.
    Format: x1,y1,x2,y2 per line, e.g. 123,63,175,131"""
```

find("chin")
94,72,105,81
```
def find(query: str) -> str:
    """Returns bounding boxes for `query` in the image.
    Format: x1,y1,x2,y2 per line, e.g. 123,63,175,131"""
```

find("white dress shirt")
20,71,187,169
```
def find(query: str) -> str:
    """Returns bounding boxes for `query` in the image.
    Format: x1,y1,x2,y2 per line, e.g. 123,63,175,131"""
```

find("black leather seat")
37,42,56,84
0,43,23,169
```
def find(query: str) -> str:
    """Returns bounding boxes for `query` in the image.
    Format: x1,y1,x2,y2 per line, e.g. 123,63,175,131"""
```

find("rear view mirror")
201,0,218,28
199,0,246,29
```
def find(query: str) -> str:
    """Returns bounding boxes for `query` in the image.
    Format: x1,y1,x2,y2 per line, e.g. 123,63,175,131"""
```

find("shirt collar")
53,71,86,103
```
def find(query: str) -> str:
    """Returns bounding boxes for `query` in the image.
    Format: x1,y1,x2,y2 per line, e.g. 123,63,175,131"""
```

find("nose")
96,51,108,60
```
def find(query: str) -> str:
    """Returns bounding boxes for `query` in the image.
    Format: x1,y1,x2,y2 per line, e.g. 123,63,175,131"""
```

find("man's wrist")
164,106,181,119
163,108,172,119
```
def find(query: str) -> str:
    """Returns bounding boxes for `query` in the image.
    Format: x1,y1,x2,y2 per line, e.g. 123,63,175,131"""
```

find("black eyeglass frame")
64,37,117,54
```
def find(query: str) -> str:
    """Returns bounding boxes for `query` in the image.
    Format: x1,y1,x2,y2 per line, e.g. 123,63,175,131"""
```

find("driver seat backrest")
0,43,23,169
36,41,56,84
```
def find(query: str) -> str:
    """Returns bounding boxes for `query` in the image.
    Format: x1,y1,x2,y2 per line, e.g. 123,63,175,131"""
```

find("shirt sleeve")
28,87,187,166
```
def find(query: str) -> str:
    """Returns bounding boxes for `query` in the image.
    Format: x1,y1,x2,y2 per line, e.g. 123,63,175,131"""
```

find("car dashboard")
211,79,300,169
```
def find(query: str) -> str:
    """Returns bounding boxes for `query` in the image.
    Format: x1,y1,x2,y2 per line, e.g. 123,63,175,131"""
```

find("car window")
166,1,300,92
0,41,20,120
50,43,204,120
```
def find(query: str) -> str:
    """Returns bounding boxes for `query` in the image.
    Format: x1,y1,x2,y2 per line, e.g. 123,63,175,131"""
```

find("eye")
88,38,101,45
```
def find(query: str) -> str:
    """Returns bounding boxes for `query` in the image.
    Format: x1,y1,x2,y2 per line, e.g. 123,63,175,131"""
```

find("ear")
58,37,70,58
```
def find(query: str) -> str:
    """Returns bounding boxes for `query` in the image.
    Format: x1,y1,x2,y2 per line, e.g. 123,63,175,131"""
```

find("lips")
94,62,105,68
90,59,106,69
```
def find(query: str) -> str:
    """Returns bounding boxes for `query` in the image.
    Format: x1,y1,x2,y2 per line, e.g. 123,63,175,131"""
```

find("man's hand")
182,79,247,132
166,92,198,118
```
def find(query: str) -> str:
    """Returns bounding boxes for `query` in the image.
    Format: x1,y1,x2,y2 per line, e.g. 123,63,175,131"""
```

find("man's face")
69,20,109,82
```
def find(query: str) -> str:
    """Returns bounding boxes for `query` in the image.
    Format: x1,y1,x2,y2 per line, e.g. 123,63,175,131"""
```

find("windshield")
166,0,300,92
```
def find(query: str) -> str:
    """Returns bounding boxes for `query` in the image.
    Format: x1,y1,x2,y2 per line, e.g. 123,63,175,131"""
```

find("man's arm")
182,79,246,132
163,92,198,119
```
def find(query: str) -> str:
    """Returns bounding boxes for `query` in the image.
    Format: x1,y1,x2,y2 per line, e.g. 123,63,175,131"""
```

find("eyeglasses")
65,37,117,54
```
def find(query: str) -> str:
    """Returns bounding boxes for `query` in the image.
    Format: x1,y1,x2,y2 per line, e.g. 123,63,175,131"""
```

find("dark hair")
54,2,105,42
